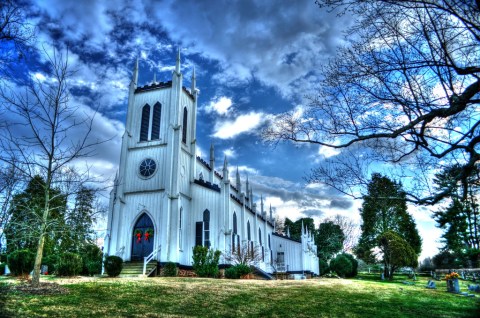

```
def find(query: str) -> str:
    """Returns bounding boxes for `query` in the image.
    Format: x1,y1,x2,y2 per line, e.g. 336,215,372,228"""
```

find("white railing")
143,245,161,276
115,246,125,257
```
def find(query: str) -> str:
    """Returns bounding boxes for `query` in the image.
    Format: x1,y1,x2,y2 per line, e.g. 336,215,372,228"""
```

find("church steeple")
209,143,215,182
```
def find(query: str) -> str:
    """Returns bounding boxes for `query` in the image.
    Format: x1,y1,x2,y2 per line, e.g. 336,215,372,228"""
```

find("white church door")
131,213,154,261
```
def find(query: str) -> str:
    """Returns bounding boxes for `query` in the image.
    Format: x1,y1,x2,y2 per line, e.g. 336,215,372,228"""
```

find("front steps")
120,261,157,277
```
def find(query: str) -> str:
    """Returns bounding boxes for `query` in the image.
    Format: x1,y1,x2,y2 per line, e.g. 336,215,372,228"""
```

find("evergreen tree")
433,165,480,266
284,217,315,241
357,173,421,273
62,187,97,253
316,221,344,261
5,176,67,255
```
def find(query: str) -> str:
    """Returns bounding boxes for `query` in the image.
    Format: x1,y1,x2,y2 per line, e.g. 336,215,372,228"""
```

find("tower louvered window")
140,104,150,141
151,102,161,140
182,107,188,144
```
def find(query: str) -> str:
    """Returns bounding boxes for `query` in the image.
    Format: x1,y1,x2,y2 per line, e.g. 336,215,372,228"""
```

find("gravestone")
426,280,436,289
380,273,385,280
447,279,460,293
41,265,48,275
468,284,480,292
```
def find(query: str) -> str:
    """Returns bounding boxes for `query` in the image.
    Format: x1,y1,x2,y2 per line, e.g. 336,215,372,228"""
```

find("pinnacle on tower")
191,66,196,93
236,166,241,192
131,58,139,88
153,72,157,84
223,156,229,181
209,144,215,165
175,48,181,74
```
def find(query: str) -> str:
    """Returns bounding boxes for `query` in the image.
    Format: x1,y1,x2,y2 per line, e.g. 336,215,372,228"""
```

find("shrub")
57,252,83,276
224,266,238,279
330,254,353,278
341,253,358,278
163,262,178,277
0,253,7,263
80,244,103,276
42,254,60,274
104,255,123,277
319,259,330,276
225,264,252,279
0,262,5,275
192,246,221,278
7,249,35,276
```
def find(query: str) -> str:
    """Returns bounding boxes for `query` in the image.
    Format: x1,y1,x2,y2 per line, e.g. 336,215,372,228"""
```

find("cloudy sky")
10,0,441,259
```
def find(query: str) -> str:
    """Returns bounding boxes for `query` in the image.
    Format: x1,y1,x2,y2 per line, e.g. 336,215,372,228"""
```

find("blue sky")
10,0,442,259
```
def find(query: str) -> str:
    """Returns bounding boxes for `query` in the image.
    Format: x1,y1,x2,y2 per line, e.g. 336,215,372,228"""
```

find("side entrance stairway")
120,261,158,277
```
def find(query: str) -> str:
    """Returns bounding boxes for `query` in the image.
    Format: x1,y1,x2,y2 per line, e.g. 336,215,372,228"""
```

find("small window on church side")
203,209,210,248
179,208,183,250
182,107,187,144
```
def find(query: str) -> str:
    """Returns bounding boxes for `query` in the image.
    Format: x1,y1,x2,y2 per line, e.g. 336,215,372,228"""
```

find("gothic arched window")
203,209,210,248
179,208,183,250
151,102,161,140
247,221,251,241
232,212,238,251
259,228,262,246
140,104,150,141
182,107,188,144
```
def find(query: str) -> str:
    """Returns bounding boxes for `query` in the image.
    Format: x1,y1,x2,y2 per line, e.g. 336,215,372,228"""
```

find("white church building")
105,52,319,277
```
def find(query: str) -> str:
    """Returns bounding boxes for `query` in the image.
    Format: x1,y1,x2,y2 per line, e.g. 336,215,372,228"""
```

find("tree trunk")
31,230,45,287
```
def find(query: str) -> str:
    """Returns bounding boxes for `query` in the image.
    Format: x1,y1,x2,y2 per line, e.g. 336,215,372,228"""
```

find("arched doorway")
131,213,154,261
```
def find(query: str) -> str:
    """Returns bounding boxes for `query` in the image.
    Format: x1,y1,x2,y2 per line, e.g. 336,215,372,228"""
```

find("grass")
0,274,479,317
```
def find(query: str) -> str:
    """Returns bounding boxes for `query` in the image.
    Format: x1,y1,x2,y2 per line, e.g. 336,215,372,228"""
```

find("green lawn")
0,274,479,317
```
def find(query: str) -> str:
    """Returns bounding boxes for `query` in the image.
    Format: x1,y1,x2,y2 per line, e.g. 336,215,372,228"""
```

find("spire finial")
191,65,196,94
209,143,215,164
236,166,241,192
132,58,139,88
175,48,181,74
153,72,157,84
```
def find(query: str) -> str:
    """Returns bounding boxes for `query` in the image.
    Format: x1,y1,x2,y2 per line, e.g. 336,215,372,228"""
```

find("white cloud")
213,112,264,139
205,96,233,115
318,145,341,158
223,147,236,158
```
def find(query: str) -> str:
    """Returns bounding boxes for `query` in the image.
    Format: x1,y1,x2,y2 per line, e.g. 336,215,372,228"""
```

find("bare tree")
0,162,21,253
224,242,263,266
263,1,480,205
0,0,35,79
0,48,104,287
323,214,360,253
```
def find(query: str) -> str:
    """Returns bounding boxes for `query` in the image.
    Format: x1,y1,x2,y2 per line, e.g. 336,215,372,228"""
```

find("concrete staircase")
120,261,157,277
252,266,275,280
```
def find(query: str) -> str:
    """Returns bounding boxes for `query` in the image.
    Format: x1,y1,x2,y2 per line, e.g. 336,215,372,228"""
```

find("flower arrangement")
445,272,460,280
134,229,143,243
145,228,154,241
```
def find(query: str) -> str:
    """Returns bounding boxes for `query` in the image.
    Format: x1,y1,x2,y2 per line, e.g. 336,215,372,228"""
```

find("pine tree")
62,187,97,253
5,176,67,255
356,173,421,276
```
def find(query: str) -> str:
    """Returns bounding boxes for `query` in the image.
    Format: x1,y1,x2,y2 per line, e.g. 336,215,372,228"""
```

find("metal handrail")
115,246,125,256
143,245,161,276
